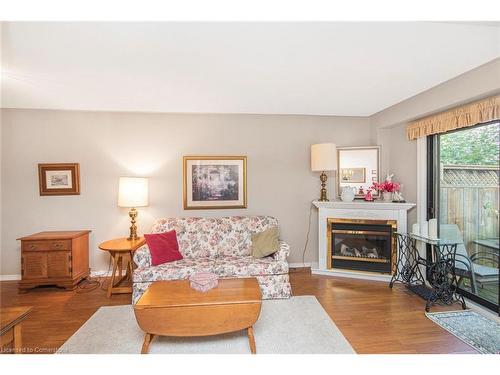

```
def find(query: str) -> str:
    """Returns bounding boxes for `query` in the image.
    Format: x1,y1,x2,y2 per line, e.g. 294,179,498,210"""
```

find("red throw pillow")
144,230,183,266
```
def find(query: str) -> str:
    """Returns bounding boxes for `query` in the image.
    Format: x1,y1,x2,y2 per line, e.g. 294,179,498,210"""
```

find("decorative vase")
382,191,392,202
340,186,356,202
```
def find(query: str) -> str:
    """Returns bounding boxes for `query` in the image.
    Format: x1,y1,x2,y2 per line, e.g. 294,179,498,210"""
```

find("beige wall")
373,58,500,228
0,109,370,275
376,124,418,226
2,59,499,277
371,58,500,131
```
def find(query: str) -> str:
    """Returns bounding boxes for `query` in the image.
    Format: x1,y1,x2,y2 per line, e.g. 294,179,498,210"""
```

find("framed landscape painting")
183,156,247,209
38,163,80,196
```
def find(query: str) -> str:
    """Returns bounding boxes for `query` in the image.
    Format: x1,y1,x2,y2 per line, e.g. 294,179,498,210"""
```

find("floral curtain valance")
406,94,500,140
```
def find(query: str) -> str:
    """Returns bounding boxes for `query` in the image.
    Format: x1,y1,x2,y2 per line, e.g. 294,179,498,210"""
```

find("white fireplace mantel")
312,200,416,282
313,200,416,211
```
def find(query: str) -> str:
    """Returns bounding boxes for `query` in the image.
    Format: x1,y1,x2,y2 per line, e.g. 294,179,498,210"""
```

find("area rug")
57,296,355,354
425,310,500,354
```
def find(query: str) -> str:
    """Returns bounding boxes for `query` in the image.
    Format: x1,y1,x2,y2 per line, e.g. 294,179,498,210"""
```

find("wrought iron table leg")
390,233,425,288
425,244,467,311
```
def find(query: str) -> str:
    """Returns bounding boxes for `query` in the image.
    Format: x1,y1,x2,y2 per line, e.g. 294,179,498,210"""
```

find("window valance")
406,94,500,140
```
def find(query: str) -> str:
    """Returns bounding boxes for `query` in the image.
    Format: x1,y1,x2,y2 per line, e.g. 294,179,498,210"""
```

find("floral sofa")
132,216,292,304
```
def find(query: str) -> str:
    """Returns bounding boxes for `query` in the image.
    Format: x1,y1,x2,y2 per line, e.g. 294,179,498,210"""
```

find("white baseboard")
90,270,113,277
0,274,21,281
0,270,115,281
289,262,312,268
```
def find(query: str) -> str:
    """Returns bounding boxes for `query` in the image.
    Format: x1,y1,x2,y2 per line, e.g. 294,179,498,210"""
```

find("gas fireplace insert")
327,218,397,274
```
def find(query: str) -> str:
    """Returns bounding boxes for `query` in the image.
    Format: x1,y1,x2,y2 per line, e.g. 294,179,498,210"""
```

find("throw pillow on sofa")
144,230,183,266
251,226,279,258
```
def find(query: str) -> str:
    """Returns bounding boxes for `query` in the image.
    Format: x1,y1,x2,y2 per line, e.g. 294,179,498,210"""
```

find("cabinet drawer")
22,240,72,251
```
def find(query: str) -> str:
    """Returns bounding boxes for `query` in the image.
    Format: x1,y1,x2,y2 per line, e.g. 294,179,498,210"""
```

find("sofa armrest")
273,241,290,262
133,245,152,268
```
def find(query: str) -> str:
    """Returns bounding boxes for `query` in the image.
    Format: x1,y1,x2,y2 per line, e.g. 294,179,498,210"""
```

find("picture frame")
38,163,80,196
183,156,247,210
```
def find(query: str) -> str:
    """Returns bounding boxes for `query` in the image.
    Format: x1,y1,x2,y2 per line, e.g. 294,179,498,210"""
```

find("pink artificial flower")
372,177,401,192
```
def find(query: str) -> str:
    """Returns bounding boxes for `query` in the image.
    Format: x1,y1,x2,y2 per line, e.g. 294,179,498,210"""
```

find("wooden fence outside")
440,185,499,255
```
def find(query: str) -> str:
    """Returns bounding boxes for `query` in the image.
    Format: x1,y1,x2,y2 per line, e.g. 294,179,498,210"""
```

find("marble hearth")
312,200,416,282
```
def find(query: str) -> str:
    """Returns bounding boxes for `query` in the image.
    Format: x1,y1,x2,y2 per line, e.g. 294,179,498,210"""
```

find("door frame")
424,122,499,314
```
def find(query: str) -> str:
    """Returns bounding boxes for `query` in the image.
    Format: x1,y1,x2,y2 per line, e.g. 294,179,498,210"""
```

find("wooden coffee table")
134,278,262,354
1,306,33,354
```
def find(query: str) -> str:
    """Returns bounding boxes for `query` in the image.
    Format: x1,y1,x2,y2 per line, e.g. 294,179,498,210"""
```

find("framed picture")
183,156,247,209
38,163,80,196
340,167,366,183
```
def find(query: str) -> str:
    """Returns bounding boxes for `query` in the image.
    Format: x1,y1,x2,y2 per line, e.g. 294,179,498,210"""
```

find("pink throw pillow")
144,230,183,266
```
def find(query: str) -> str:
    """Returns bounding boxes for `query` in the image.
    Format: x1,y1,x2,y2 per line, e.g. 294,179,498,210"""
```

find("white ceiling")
1,22,499,116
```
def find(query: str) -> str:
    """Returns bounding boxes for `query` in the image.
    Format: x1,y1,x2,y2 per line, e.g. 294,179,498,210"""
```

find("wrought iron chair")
439,224,499,294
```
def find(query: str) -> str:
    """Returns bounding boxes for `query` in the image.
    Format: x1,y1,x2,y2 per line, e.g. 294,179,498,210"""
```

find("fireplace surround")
327,218,397,274
313,200,415,282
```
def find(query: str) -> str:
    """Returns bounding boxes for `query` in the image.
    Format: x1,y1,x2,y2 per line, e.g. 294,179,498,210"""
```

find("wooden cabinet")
22,252,48,279
18,231,91,292
47,251,72,278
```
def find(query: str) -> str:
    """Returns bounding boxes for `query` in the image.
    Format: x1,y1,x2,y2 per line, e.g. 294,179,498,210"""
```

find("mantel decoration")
38,163,80,196
340,186,356,202
364,189,374,201
372,174,404,202
183,156,247,209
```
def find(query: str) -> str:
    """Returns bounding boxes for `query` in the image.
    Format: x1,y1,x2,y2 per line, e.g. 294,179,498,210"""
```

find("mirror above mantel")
337,146,381,198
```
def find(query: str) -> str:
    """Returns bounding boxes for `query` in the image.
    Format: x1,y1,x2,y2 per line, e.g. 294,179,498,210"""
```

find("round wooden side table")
98,237,146,298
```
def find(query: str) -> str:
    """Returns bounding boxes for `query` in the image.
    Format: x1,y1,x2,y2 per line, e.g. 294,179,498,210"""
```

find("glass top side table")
391,232,467,312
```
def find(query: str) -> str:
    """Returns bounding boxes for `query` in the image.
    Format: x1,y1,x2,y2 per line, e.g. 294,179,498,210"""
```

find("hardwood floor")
0,269,476,354
289,268,476,354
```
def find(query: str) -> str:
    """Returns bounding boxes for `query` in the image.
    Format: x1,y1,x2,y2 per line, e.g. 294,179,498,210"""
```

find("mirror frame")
337,145,381,198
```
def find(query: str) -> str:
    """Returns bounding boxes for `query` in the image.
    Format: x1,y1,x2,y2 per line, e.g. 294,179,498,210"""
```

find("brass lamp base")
127,207,139,241
318,171,329,202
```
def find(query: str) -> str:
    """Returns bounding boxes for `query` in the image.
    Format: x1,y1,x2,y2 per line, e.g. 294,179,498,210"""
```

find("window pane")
439,122,499,306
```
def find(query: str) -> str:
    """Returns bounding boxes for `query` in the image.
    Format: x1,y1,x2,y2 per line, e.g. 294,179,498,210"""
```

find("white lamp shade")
118,177,149,207
311,143,337,171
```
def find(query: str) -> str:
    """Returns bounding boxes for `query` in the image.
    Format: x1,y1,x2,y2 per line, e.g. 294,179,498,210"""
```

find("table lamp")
311,143,337,201
118,177,149,241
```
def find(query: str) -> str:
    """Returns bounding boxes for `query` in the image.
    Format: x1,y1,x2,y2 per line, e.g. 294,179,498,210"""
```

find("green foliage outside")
440,122,500,166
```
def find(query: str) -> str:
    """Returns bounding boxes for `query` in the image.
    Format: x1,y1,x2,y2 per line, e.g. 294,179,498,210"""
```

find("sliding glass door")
430,121,499,312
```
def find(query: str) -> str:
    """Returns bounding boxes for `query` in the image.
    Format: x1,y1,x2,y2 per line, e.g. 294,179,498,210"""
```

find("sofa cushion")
144,230,183,266
251,226,279,258
134,254,288,283
132,239,291,269
213,255,289,277
133,257,215,283
150,216,279,258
